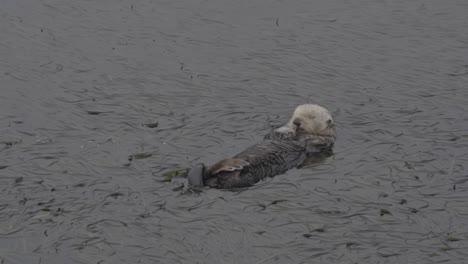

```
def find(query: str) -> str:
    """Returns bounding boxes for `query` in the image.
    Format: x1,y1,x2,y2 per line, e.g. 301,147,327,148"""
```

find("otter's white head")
287,104,335,137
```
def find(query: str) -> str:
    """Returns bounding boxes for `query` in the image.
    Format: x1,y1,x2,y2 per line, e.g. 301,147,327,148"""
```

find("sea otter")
186,104,336,189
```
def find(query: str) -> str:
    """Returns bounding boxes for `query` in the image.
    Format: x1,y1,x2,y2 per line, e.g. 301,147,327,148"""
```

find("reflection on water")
1,0,468,263
300,149,335,168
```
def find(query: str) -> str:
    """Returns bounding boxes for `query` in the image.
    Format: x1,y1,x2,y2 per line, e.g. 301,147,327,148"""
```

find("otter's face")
287,104,335,136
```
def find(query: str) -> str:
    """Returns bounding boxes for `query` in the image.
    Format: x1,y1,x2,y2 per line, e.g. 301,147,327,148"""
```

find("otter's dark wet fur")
188,104,336,189
204,134,335,188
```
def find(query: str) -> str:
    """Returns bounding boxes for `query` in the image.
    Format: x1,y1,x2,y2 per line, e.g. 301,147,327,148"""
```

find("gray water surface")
1,0,468,263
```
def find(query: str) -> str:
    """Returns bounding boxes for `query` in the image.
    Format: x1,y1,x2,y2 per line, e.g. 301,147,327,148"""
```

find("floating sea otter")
185,104,336,189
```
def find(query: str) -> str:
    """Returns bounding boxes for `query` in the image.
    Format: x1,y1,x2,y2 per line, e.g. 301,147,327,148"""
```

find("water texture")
1,0,468,263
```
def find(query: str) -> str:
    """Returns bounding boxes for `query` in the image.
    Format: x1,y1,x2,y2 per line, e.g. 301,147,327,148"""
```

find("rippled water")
1,0,468,263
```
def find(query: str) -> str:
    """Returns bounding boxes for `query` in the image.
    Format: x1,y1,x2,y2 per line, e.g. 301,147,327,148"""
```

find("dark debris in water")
0,165,8,170
52,207,64,216
404,161,415,170
108,192,124,198
440,246,454,252
36,207,65,217
316,209,344,216
86,111,108,115
129,153,153,160
19,197,27,205
256,199,289,211
379,193,389,198
380,209,392,216
2,140,22,148
303,228,325,238
143,122,159,128
270,199,288,205
346,242,358,248
446,236,462,242
162,168,189,182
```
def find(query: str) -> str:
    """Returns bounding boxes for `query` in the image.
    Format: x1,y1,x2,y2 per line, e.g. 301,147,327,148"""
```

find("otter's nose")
293,119,301,127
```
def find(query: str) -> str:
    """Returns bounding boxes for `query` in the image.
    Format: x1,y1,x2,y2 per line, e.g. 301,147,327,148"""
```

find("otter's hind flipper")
187,163,205,187
208,159,249,175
